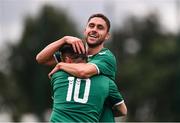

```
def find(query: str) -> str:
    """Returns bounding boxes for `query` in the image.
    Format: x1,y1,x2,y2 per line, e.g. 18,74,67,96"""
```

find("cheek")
83,30,88,36
99,32,106,37
84,32,88,37
84,28,89,33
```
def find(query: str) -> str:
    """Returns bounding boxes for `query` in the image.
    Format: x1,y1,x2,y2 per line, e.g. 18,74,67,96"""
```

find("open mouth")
89,34,97,38
88,33,98,39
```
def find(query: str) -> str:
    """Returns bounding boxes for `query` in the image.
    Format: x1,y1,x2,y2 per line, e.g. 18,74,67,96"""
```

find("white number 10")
66,77,91,104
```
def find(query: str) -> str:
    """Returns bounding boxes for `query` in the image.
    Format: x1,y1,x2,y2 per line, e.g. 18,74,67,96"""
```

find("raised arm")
36,36,85,66
36,37,66,66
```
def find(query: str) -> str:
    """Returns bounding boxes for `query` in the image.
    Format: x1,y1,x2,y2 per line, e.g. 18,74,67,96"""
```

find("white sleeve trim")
88,63,100,74
113,100,124,107
53,54,59,63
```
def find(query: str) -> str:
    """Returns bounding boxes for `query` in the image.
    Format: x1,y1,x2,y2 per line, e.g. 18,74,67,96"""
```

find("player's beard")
86,38,104,48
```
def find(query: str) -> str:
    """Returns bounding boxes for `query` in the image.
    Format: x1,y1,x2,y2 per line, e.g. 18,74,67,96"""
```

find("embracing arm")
49,62,98,78
36,36,85,66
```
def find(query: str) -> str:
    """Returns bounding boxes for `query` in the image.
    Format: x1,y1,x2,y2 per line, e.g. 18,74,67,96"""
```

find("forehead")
88,17,107,27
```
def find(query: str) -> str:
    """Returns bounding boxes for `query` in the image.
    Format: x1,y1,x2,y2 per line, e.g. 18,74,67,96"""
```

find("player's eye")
97,25,104,30
88,23,95,28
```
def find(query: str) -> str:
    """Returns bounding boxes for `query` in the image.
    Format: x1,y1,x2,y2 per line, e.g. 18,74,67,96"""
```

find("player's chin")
87,41,96,46
87,38,98,44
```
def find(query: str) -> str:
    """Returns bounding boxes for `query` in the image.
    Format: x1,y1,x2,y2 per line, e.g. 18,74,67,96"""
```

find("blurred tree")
108,13,179,121
7,5,79,121
172,32,180,120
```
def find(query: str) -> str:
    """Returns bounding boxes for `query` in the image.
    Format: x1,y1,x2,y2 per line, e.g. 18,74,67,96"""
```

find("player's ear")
65,57,72,63
83,29,87,36
83,24,89,36
105,32,110,40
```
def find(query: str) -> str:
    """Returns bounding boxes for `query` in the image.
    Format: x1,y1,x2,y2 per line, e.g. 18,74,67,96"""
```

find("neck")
88,45,103,55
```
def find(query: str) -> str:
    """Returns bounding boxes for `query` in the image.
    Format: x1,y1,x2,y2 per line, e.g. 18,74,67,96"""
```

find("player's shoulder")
92,74,108,79
51,71,68,79
98,48,115,57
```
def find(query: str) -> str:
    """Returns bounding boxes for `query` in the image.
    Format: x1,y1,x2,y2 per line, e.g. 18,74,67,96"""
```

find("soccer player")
50,44,127,122
36,13,125,122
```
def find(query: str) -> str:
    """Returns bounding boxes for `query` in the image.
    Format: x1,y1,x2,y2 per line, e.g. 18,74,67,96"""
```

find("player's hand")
64,36,85,54
48,64,60,79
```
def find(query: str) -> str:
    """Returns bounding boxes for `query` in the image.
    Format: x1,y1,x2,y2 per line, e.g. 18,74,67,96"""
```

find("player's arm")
36,36,66,66
112,101,127,117
108,80,127,117
49,51,115,79
49,62,98,78
36,36,85,66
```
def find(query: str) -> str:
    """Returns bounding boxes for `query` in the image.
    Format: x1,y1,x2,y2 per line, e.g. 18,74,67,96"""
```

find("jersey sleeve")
108,80,124,107
88,52,117,81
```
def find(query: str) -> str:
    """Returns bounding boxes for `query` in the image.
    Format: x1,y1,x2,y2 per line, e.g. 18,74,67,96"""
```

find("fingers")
48,69,54,79
48,72,52,79
71,40,85,54
48,65,60,79
72,43,77,53
65,36,85,54
75,41,85,54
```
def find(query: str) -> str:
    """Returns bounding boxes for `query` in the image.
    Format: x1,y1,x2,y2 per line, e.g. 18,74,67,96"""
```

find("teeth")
89,34,97,38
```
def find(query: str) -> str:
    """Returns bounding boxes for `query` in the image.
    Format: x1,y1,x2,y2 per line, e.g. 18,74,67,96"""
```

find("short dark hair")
88,13,111,32
59,44,87,62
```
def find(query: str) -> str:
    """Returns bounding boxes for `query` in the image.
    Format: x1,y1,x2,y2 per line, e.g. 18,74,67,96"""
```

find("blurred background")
0,0,180,121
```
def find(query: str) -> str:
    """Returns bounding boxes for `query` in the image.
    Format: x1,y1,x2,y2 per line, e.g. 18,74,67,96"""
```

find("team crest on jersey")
98,51,106,55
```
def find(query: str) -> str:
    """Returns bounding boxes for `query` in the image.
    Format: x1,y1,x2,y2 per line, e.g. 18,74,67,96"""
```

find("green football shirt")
50,71,123,122
88,48,117,122
88,48,117,81
54,47,118,122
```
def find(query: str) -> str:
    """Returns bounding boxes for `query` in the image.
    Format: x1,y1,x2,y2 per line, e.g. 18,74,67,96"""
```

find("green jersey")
88,48,117,122
54,48,118,122
50,71,123,122
88,48,117,81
